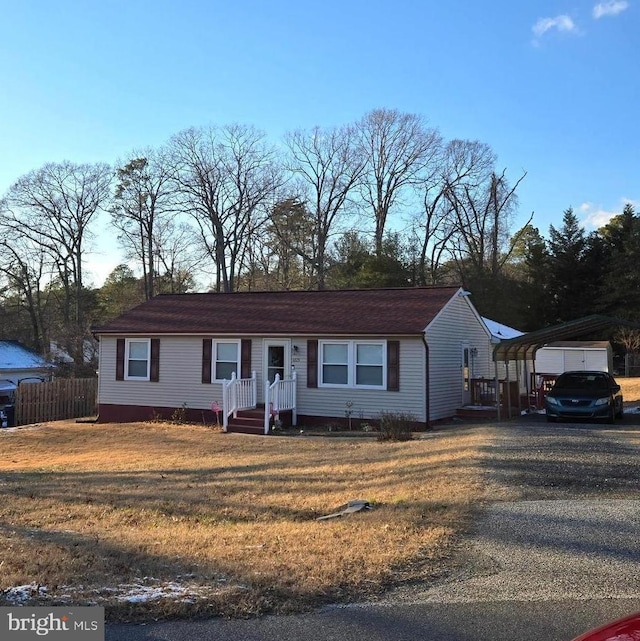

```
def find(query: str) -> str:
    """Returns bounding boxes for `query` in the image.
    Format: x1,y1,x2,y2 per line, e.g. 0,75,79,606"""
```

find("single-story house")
534,341,613,374
92,287,500,431
0,341,54,425
0,340,54,388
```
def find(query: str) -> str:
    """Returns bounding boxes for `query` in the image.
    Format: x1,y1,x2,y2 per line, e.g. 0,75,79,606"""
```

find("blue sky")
1,0,637,285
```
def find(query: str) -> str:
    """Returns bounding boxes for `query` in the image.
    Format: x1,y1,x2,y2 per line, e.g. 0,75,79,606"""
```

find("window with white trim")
125,338,150,380
356,343,384,386
319,340,386,389
214,340,240,381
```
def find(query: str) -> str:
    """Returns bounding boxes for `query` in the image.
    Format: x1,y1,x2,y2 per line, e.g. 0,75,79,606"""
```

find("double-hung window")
320,340,385,389
322,342,349,385
355,343,384,386
214,340,240,381
125,339,150,381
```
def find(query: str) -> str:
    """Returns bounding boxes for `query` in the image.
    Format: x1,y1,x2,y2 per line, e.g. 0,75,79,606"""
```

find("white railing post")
264,379,271,434
222,377,230,432
292,369,297,426
273,374,281,423
251,370,257,407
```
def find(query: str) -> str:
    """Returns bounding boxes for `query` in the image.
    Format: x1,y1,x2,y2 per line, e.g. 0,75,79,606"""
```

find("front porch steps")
226,408,293,435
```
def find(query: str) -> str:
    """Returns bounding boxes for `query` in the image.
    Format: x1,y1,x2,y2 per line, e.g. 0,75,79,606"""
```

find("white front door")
264,340,291,384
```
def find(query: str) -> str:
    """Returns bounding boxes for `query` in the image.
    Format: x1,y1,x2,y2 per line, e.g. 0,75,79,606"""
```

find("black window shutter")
387,340,400,391
150,339,160,382
202,339,212,384
307,339,318,388
116,338,125,381
241,339,252,379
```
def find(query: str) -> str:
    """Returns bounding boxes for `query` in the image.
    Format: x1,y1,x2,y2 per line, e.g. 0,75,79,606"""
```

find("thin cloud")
532,15,577,38
593,1,629,18
578,200,636,229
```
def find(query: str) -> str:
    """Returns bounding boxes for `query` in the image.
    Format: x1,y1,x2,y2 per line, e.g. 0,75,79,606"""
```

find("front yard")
0,421,487,621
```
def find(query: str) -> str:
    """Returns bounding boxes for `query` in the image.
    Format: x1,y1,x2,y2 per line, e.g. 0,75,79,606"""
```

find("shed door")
564,350,585,371
585,350,607,371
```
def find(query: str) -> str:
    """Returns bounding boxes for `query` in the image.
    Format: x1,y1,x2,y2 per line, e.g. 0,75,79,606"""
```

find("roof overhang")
493,315,640,362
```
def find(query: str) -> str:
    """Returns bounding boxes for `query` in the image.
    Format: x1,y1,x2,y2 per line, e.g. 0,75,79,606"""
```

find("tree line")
0,108,636,375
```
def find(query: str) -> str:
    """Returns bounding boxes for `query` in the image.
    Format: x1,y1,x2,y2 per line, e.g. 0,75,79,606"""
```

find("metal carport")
491,315,640,419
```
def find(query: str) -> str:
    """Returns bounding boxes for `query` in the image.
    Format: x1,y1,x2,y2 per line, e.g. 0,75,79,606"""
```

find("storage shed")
534,341,613,375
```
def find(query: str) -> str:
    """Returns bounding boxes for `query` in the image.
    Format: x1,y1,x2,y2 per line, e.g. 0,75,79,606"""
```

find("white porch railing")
264,371,297,434
222,371,257,432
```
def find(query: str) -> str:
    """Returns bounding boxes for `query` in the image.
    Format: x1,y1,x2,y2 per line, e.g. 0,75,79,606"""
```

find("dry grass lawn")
619,376,640,403
0,422,487,621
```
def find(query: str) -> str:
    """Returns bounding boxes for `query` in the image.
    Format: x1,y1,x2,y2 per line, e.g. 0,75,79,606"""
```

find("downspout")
422,334,430,429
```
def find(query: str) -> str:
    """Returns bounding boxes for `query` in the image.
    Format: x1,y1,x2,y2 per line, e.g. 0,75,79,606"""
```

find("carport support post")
516,359,522,415
495,361,501,421
505,359,512,419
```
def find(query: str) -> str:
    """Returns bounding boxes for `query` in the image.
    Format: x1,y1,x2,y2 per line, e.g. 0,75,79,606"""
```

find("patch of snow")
3,584,48,604
521,408,546,415
7,578,244,607
0,341,50,369
482,317,524,340
116,581,216,603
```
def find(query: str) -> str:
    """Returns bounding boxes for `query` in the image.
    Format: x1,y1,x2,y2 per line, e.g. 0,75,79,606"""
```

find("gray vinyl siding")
425,294,491,420
99,335,231,410
98,334,427,422
295,336,426,423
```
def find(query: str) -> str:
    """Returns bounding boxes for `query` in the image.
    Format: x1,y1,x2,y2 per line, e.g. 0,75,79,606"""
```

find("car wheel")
606,406,616,424
616,405,624,420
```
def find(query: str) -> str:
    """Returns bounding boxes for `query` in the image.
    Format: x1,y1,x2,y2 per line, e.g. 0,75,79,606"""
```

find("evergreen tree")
506,224,551,330
327,232,411,289
597,203,640,319
546,208,594,323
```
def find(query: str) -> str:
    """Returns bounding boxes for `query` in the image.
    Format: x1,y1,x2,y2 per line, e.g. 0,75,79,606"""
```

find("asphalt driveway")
107,421,640,641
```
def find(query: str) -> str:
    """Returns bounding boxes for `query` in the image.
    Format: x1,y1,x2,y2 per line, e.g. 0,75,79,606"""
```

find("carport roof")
493,314,640,362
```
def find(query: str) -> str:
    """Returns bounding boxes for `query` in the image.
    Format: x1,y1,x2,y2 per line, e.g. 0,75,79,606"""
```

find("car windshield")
554,373,609,391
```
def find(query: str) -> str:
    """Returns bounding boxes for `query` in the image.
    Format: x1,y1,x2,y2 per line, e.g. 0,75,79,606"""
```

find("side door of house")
461,342,471,406
264,339,291,384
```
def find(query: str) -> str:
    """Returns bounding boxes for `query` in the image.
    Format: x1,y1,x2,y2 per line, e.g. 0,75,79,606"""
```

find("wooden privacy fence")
15,378,98,425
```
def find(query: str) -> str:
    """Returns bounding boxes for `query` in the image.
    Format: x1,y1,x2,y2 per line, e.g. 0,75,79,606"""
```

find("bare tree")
615,328,640,376
0,233,51,354
2,161,112,366
170,125,282,292
356,108,442,255
446,167,529,282
153,219,200,293
415,139,496,284
284,126,365,289
111,148,176,300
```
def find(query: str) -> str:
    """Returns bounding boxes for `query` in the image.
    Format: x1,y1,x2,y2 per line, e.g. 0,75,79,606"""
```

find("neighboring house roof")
0,340,51,371
49,340,98,364
482,317,524,341
93,287,463,336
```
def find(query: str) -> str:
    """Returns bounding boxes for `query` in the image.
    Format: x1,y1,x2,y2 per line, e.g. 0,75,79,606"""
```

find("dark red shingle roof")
93,287,461,336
